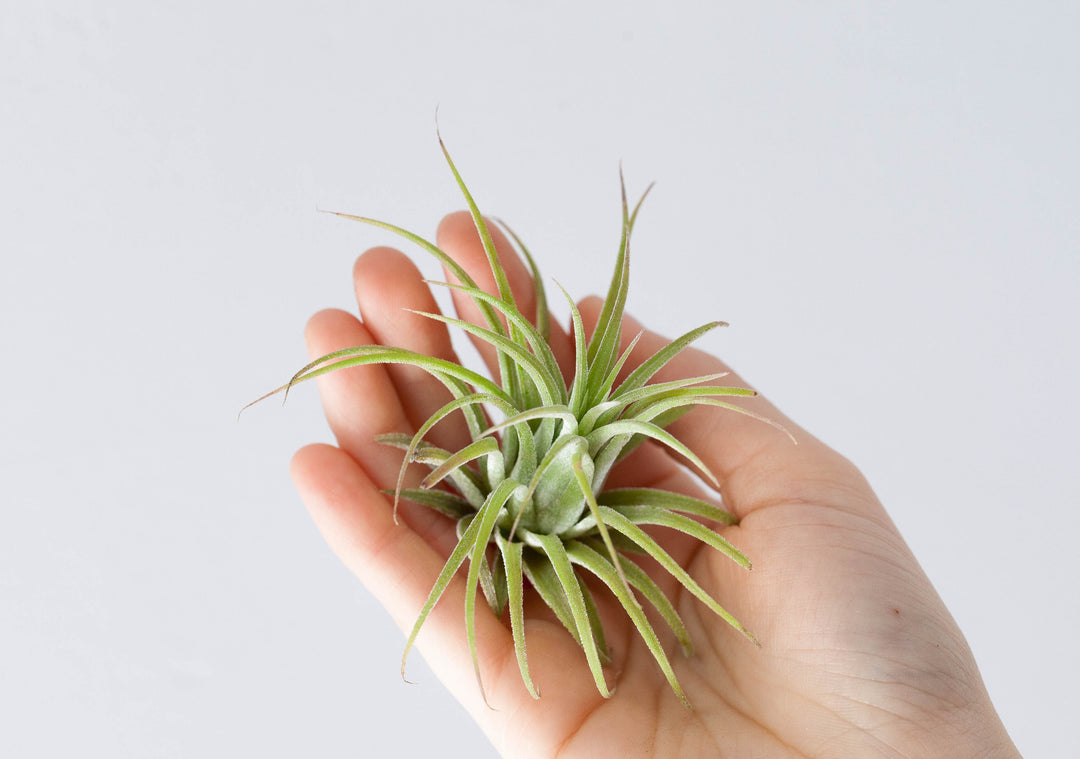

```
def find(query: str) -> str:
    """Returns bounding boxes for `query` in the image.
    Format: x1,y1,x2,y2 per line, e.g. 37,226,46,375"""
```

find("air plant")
250,134,787,708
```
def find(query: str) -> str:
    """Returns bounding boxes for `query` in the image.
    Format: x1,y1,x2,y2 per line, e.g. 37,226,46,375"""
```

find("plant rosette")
247,133,790,709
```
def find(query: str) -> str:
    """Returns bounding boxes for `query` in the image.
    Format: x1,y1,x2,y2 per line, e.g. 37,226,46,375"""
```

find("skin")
289,211,1021,758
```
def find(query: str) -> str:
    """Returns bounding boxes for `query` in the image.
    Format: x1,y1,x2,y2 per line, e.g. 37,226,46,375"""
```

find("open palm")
290,212,1017,758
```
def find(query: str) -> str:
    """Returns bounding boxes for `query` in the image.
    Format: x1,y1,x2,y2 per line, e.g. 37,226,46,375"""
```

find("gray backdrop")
2,2,1076,757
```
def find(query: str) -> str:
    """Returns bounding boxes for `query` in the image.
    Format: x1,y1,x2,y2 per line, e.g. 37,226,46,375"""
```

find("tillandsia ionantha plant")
248,133,790,709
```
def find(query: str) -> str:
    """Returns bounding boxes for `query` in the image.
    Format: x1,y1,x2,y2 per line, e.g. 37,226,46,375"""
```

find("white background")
2,2,1076,756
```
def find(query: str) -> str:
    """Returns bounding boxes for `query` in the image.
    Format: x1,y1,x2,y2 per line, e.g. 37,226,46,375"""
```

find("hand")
290,212,1020,758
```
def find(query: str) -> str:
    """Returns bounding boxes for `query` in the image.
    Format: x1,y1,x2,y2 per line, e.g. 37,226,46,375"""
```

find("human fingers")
290,444,516,712
304,308,414,488
435,211,575,383
303,308,458,552
292,443,613,755
352,247,473,454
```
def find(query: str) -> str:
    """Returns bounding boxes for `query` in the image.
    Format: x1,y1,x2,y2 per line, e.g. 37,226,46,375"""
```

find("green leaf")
580,537,693,656
250,345,509,409
329,135,526,409
591,371,731,429
421,437,503,490
613,321,726,397
376,434,487,508
520,547,579,641
559,283,591,418
571,449,632,597
588,431,634,497
530,532,612,697
626,386,759,429
566,540,690,707
577,400,622,437
371,432,414,449
628,181,655,230
597,507,759,647
493,217,551,342
514,435,590,536
482,405,578,439
496,537,539,698
587,419,718,487
401,492,501,682
598,488,738,526
437,127,515,307
394,391,516,518
587,330,643,408
585,171,634,384
643,397,797,444
616,375,744,407
464,480,519,706
382,488,472,519
490,549,508,617
611,505,750,569
408,310,562,407
476,547,499,616
585,234,629,392
427,279,563,396
578,572,610,666
320,211,507,338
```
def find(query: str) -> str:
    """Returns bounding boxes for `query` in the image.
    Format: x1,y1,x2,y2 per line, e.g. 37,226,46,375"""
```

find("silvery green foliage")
253,137,783,707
